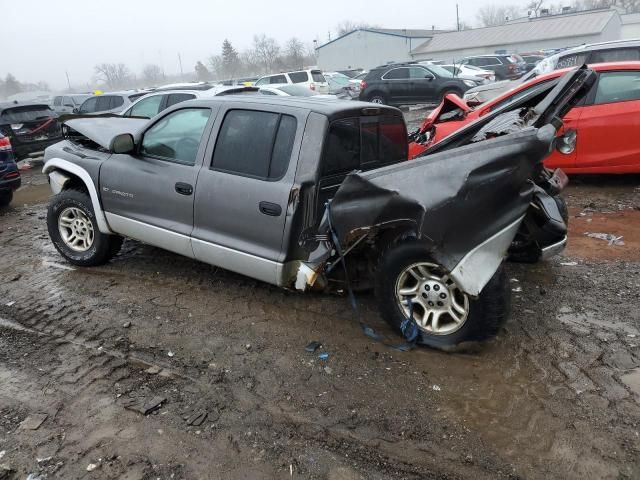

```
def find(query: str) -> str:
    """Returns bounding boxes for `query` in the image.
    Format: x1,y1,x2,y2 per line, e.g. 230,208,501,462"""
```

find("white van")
254,69,329,94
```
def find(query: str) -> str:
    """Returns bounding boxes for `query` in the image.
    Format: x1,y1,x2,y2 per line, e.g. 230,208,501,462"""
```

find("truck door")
99,107,215,258
191,104,304,285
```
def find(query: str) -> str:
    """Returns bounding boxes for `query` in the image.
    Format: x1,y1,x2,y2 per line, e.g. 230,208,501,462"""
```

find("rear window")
288,71,309,83
322,116,407,176
0,105,54,123
311,71,326,82
269,75,287,84
166,93,196,107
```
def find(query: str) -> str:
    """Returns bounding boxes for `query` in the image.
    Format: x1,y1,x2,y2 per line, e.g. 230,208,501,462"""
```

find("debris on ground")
560,261,579,266
167,351,175,357
585,232,625,246
185,411,208,426
305,341,321,353
5,301,15,307
0,452,4,461
122,321,131,328
319,352,329,360
0,465,16,480
19,413,48,430
432,385,442,391
86,463,99,472
145,366,161,375
122,396,166,415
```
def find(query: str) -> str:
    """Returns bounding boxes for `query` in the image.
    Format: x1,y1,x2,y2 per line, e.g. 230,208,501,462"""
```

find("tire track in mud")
2,199,640,479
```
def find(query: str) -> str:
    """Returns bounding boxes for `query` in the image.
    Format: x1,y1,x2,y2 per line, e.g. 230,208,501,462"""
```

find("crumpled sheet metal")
325,125,557,273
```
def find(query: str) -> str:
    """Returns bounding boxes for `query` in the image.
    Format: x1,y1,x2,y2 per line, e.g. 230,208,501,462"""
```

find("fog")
2,0,520,90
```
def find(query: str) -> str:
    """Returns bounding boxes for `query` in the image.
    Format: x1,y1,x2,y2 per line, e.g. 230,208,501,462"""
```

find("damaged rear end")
306,66,596,348
0,103,62,160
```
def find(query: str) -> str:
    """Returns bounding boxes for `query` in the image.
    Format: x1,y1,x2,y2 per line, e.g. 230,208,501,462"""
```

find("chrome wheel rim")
58,207,94,252
395,262,469,335
371,97,383,104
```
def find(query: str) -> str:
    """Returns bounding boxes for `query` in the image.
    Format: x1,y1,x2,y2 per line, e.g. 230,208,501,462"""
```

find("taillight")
0,137,11,152
360,80,367,90
310,83,316,91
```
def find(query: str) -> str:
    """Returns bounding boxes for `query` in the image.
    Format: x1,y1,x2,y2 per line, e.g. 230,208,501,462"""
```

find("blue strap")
325,201,419,352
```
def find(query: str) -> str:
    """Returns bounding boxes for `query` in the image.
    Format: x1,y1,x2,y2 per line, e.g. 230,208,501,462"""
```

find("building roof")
316,27,443,50
411,9,619,56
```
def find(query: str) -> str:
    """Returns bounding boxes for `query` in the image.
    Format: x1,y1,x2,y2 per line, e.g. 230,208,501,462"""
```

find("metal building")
316,28,441,72
410,9,622,63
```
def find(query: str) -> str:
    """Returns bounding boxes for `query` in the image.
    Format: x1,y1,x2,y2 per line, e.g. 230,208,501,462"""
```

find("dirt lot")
0,153,639,479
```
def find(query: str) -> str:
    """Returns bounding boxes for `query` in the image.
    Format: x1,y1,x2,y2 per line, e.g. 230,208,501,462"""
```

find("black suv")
359,63,478,105
460,54,527,80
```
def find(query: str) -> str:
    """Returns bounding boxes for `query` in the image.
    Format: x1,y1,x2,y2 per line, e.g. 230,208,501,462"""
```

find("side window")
556,53,587,69
409,67,433,79
95,96,112,112
486,57,501,66
269,74,287,84
595,71,640,104
166,93,196,108
62,96,74,107
79,97,98,113
322,118,360,175
288,71,308,83
255,77,269,86
211,110,297,180
129,95,164,118
141,108,210,165
589,48,640,64
110,96,124,109
53,96,62,106
382,68,409,80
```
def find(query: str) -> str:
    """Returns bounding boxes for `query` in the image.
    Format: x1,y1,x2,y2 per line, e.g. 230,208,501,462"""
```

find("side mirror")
110,133,135,154
72,108,79,114
425,75,435,81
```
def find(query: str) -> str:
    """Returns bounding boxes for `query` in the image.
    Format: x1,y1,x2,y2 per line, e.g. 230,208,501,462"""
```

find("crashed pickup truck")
42,67,595,348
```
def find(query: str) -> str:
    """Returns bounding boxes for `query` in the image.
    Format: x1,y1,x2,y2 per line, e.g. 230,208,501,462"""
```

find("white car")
442,64,496,83
254,69,330,94
121,86,258,118
257,84,337,99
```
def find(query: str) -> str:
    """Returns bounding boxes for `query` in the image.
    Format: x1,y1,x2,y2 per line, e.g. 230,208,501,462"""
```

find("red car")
409,62,640,174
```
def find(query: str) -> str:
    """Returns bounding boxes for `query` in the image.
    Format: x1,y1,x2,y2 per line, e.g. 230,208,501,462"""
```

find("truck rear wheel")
47,189,123,266
375,240,510,349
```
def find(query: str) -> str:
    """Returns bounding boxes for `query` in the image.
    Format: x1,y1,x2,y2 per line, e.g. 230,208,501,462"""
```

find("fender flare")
42,158,113,234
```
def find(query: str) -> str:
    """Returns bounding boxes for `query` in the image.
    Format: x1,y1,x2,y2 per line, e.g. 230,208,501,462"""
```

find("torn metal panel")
322,125,558,293
63,116,148,150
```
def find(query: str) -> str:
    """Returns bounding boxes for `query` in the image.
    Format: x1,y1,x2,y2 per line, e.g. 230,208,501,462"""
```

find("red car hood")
417,93,471,134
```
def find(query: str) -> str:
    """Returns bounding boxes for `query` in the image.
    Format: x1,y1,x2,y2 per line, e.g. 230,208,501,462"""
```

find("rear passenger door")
382,67,411,102
192,105,304,284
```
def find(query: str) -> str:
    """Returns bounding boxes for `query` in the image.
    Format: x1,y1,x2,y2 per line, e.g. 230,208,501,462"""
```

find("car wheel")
0,190,13,207
375,240,510,349
439,89,462,102
367,93,387,105
47,189,123,267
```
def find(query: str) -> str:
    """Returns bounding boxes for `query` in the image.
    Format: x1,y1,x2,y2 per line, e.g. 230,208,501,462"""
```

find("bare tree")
335,20,375,36
4,74,21,97
284,37,305,70
94,63,132,90
477,4,524,26
252,34,280,74
207,55,224,79
194,61,211,82
142,64,164,85
526,0,546,16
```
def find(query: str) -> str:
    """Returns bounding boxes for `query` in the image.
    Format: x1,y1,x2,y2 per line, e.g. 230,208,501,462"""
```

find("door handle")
259,201,282,217
175,182,193,196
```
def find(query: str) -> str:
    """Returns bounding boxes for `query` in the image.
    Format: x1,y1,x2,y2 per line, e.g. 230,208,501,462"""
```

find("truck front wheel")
47,189,123,266
375,240,510,349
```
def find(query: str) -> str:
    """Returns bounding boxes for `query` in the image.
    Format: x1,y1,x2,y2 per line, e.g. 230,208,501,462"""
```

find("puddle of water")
14,183,51,206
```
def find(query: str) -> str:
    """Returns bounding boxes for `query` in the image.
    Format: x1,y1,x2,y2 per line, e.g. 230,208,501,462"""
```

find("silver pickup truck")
42,68,594,349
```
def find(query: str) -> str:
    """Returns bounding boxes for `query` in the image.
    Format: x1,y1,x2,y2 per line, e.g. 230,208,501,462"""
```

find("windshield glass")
425,65,454,78
328,76,350,87
278,84,317,96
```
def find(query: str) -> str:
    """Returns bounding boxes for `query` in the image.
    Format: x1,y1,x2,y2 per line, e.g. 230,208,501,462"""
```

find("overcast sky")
2,0,524,89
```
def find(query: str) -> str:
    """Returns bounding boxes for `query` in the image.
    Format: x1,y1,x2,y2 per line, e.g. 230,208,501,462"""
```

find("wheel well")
57,170,89,194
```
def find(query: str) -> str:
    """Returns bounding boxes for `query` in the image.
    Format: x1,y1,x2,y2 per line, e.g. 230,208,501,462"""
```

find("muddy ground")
1,146,639,479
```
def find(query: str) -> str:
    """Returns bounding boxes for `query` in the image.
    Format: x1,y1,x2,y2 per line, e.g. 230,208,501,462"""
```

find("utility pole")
65,71,72,91
456,3,461,31
178,53,184,80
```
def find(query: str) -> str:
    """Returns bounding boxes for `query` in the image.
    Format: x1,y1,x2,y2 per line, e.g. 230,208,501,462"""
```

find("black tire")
375,240,510,349
367,92,387,105
439,89,462,102
47,189,123,267
0,190,13,207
